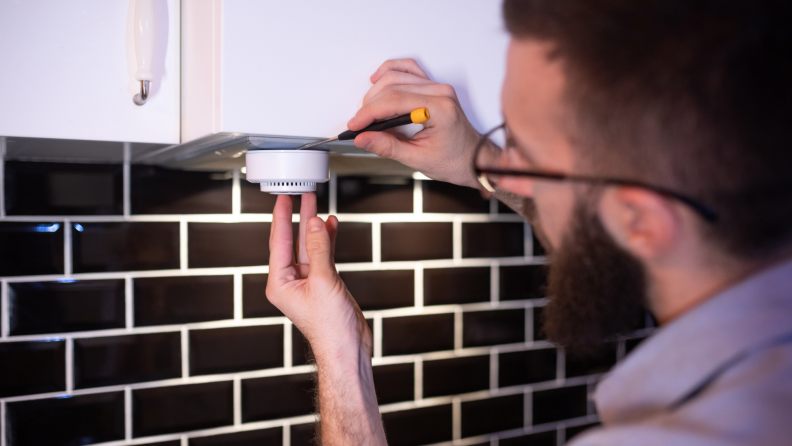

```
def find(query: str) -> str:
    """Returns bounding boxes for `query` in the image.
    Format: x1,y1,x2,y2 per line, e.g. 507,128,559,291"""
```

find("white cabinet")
182,0,508,144
0,0,180,144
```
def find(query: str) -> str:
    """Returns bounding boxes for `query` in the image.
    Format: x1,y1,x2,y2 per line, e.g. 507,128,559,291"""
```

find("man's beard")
540,194,648,358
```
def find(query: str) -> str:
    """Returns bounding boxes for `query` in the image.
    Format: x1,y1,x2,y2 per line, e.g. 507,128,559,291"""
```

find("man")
266,0,792,444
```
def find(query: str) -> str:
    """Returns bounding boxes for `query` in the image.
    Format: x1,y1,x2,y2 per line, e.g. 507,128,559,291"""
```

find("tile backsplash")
0,159,649,446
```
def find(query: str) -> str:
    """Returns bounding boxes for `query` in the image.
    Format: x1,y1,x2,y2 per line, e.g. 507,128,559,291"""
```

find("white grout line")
454,310,463,351
63,218,72,276
233,375,242,426
181,327,189,379
232,169,241,215
490,261,499,305
371,222,382,264
180,219,188,270
282,422,290,446
489,197,498,216
413,179,423,214
123,142,131,218
181,435,188,446
125,387,132,440
233,272,243,320
328,172,337,215
524,388,532,428
524,222,534,258
557,349,566,382
0,400,5,446
125,276,134,330
414,264,424,309
526,306,534,344
452,217,463,263
373,314,383,359
65,337,74,392
414,357,423,401
0,135,5,218
490,349,498,391
284,321,292,369
452,397,462,441
1,280,8,338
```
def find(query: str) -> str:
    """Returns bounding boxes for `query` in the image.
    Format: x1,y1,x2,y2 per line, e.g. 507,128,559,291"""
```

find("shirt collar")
594,257,792,424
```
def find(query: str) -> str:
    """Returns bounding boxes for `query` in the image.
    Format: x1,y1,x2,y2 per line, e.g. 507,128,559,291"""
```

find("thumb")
305,216,335,277
355,131,408,162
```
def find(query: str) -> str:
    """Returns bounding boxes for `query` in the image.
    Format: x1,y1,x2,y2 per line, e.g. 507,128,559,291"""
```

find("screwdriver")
295,107,430,150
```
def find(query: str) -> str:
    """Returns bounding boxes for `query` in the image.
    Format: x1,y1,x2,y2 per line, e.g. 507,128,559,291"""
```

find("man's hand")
348,58,482,189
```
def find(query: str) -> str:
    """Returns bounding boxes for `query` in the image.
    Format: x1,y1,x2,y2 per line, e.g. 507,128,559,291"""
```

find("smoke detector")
245,149,330,194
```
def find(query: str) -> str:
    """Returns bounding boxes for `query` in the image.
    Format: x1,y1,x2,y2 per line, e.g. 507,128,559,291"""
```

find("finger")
354,130,413,163
348,91,432,131
371,58,430,83
269,195,296,278
326,215,339,260
363,71,435,105
305,216,335,278
297,193,317,264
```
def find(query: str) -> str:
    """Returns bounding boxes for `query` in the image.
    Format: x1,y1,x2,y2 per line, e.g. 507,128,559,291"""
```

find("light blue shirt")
572,259,792,446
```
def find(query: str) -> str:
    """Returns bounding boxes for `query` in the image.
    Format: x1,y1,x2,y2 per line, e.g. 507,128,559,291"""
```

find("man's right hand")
348,59,483,189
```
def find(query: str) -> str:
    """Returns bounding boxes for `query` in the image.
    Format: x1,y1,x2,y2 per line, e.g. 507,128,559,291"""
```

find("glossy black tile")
499,430,556,446
292,325,311,366
74,332,180,388
133,382,233,437
500,265,547,301
242,373,314,422
241,181,329,214
532,230,546,257
188,222,270,268
4,161,123,215
131,166,232,214
0,222,64,276
382,314,454,356
532,385,588,425
626,336,649,354
190,325,283,376
8,279,125,335
422,181,490,213
339,270,414,310
382,404,453,446
241,274,283,318
423,355,489,398
462,222,524,258
6,392,124,446
463,309,525,348
134,275,234,326
381,222,453,261
73,222,179,272
337,176,412,213
373,363,414,404
461,394,524,437
565,343,618,378
0,340,65,398
566,422,600,441
499,348,557,387
497,199,518,215
533,306,546,341
290,423,317,446
190,428,283,446
424,267,490,306
335,222,373,263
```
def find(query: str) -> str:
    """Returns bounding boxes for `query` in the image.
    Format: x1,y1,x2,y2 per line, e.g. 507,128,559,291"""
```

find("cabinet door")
0,0,180,144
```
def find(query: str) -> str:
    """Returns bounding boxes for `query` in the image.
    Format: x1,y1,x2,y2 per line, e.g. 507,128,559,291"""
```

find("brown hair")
504,0,792,258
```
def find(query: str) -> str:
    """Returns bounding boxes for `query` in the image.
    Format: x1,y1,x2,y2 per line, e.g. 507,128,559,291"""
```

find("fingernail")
309,219,323,232
358,138,372,149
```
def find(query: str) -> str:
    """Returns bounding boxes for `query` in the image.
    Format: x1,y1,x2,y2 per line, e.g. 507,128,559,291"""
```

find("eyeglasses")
473,123,719,223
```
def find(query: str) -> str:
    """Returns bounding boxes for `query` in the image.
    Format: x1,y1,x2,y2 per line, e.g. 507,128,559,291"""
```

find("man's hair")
504,0,792,259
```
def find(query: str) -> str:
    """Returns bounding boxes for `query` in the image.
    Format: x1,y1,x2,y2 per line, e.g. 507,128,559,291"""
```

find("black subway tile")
190,325,284,376
190,427,282,446
131,166,232,214
134,275,233,326
381,222,453,261
566,422,600,442
500,430,556,446
337,176,412,213
4,161,123,216
373,363,414,404
9,279,125,335
626,336,649,354
497,199,518,215
423,181,490,213
339,270,414,311
188,222,269,268
382,404,452,446
462,222,524,258
73,222,179,272
0,340,65,397
292,325,311,366
242,274,283,318
423,355,489,398
461,394,524,438
382,314,454,356
565,343,618,378
241,181,328,214
532,385,588,425
532,230,546,256
499,348,557,387
74,332,181,389
533,306,546,341
0,222,64,276
290,423,317,446
424,267,490,306
335,222,372,263
133,382,233,437
6,392,124,446
463,309,525,348
500,265,547,301
242,373,314,422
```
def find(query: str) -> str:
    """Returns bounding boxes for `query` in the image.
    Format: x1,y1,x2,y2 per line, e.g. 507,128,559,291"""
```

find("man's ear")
598,187,681,260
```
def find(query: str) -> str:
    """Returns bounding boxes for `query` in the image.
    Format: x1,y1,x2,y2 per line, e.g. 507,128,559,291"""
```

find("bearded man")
265,0,792,444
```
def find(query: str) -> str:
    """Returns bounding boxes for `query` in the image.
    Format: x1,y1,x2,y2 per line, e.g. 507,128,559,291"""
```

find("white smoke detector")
245,149,330,194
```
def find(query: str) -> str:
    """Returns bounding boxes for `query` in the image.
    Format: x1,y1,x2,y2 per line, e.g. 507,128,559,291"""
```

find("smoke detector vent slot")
245,149,329,195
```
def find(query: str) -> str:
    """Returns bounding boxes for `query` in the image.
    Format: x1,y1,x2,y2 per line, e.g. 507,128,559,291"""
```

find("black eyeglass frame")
473,123,719,223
